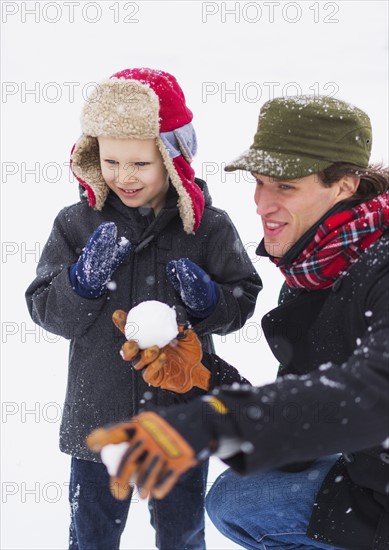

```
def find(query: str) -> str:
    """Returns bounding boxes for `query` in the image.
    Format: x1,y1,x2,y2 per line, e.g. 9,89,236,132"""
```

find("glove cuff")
186,281,220,319
157,395,241,460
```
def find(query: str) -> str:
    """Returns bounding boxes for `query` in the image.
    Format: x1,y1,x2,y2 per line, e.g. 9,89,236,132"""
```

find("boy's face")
253,173,354,258
98,137,169,213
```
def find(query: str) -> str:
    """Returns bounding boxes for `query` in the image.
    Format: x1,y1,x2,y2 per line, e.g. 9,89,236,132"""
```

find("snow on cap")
70,68,204,234
225,95,372,180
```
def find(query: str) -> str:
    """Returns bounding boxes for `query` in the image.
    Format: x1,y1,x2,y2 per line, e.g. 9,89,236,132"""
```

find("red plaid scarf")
276,191,389,290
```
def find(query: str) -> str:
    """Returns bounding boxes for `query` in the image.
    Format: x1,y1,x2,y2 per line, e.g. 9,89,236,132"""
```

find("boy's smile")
118,187,143,198
98,137,169,213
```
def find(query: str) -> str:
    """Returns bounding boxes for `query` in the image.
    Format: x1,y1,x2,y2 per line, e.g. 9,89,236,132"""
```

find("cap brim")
225,148,333,180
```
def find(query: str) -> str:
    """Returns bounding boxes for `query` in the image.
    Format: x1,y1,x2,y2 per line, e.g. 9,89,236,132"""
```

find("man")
87,96,389,550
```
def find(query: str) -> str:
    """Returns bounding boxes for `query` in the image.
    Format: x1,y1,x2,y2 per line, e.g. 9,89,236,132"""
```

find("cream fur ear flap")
156,137,195,234
71,135,109,210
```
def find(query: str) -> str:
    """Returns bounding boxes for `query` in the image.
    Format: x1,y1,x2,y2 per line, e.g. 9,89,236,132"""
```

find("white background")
1,1,388,549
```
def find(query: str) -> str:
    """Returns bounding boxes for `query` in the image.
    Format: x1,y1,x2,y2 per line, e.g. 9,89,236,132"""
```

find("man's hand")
69,222,131,298
86,396,238,500
112,310,211,393
86,411,198,500
166,258,220,318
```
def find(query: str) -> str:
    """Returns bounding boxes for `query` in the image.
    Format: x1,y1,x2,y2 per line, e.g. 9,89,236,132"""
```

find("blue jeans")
206,456,345,550
69,457,208,550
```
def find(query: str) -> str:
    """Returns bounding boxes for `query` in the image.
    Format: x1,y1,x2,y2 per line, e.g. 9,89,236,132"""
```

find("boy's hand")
69,222,131,298
112,311,211,393
86,397,233,500
166,258,220,318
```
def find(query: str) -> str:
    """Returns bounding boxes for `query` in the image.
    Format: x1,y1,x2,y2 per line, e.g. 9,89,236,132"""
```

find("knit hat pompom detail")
70,68,204,233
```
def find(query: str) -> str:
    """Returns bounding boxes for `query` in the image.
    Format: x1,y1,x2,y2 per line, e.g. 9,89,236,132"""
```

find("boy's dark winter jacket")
217,229,389,549
26,180,261,460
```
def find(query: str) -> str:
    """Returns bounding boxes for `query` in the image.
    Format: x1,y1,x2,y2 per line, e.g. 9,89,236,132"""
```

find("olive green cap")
225,95,372,179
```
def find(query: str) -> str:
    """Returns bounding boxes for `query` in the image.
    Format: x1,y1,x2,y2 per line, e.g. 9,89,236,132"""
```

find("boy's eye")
104,159,118,165
134,162,149,167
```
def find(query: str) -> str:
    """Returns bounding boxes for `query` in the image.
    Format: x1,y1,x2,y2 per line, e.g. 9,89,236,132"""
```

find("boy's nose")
118,165,139,184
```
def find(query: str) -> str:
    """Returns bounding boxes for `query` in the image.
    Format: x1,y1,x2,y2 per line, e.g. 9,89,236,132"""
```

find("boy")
26,68,262,550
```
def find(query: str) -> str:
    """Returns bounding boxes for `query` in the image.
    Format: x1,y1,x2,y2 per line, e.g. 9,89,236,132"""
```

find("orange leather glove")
112,310,211,393
86,394,242,500
86,411,198,500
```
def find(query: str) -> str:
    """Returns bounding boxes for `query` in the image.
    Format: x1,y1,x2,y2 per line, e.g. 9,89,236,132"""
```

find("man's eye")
279,184,294,190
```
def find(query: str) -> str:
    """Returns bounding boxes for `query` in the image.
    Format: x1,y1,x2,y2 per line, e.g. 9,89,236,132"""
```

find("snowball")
100,442,130,476
125,300,178,349
232,286,244,298
240,441,254,454
118,236,129,246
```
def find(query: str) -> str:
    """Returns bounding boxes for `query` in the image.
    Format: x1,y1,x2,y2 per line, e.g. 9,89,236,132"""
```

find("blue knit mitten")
166,258,220,318
69,222,131,298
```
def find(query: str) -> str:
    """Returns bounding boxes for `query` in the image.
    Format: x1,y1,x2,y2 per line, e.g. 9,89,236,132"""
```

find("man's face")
253,173,350,258
98,137,168,213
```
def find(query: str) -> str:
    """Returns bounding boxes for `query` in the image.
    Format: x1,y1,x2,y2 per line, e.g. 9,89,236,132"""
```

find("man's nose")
254,186,278,216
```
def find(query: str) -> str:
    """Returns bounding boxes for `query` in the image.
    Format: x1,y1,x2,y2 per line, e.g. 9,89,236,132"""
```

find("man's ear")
338,175,360,199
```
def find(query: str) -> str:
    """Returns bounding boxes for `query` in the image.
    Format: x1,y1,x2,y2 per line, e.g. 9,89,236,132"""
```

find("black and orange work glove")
112,309,211,393
86,395,240,500
86,411,197,500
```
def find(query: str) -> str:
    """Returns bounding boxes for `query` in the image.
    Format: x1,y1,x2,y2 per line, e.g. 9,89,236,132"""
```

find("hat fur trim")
81,79,160,139
70,76,203,231
71,135,108,210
